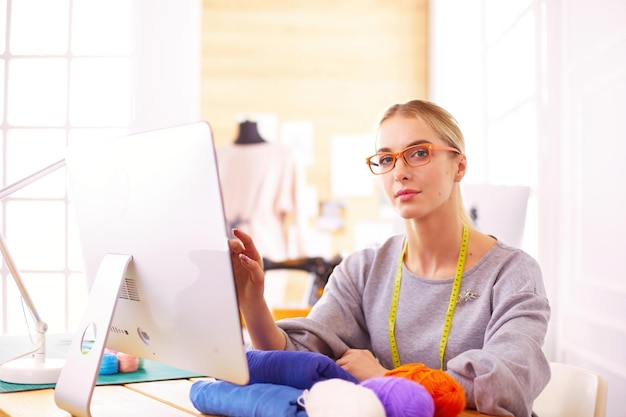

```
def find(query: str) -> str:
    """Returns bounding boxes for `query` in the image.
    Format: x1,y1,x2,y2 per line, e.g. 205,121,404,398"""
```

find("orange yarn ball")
385,363,466,417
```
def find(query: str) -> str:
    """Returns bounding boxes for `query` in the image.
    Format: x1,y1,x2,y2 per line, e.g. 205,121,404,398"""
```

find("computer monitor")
462,183,530,248
54,122,249,417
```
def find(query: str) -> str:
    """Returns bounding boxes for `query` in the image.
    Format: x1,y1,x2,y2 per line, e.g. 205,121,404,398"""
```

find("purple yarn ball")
361,376,435,417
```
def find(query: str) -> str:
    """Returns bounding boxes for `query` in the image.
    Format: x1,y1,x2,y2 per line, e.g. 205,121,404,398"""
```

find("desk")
0,379,500,417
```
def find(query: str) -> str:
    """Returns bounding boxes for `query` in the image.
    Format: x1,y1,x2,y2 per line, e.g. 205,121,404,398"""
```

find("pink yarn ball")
117,352,139,373
361,376,435,417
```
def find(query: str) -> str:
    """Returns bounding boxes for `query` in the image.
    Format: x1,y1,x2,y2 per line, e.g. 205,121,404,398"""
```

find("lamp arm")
0,232,44,327
0,159,65,200
0,158,66,363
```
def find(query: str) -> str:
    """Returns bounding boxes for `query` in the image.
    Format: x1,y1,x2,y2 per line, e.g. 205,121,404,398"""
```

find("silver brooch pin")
457,289,479,305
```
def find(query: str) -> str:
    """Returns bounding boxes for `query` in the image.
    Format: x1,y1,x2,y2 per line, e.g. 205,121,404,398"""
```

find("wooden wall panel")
201,0,428,256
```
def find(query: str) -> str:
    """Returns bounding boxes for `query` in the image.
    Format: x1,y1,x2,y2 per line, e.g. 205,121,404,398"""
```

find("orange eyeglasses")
365,143,461,175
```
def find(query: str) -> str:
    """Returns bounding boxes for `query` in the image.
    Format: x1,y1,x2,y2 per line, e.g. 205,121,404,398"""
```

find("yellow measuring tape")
388,223,469,370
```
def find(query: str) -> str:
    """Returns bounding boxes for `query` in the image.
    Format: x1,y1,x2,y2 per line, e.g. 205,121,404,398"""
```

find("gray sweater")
277,234,551,417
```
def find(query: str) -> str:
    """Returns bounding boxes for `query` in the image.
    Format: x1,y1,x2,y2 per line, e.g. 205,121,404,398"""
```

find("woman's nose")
392,156,410,181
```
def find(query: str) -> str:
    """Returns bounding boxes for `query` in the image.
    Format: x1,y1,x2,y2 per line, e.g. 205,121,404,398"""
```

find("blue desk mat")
0,334,204,393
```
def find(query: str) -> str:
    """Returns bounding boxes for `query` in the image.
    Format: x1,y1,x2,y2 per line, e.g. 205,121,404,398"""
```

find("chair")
263,256,341,320
533,362,608,417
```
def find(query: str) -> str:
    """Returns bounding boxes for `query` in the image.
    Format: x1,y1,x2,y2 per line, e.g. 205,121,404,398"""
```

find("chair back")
533,362,608,417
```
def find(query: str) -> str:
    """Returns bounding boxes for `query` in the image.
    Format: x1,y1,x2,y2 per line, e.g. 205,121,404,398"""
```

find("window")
1,0,131,335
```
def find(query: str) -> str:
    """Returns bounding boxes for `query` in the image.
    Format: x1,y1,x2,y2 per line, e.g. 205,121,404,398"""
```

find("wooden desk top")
0,379,501,417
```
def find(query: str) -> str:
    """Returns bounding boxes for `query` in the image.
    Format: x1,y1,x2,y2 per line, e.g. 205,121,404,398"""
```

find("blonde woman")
229,99,550,417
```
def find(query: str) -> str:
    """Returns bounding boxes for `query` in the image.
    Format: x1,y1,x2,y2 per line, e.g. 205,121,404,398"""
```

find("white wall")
428,0,486,183
543,2,626,417
130,0,202,133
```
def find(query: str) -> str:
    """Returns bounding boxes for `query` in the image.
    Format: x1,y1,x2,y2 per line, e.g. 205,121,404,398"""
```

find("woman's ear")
454,153,467,182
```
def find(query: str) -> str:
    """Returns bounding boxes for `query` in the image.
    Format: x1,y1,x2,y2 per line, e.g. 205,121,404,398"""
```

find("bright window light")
6,128,66,198
6,273,66,334
7,58,68,126
6,200,66,270
2,2,131,336
10,0,69,55
0,0,6,54
72,0,131,55
69,58,130,126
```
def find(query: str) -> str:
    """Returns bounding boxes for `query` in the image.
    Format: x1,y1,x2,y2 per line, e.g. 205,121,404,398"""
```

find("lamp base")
0,357,65,384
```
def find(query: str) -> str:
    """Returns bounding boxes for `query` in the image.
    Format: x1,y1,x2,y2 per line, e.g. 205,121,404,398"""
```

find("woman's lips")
395,189,419,201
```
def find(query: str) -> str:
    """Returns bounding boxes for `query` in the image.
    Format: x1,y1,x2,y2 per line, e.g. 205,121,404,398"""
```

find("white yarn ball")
299,378,386,417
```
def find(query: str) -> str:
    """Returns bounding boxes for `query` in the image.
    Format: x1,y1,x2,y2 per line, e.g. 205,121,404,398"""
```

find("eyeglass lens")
369,145,431,174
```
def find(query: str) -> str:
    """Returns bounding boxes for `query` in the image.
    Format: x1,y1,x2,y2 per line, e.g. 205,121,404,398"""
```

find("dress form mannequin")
219,119,304,309
218,120,298,261
235,120,266,144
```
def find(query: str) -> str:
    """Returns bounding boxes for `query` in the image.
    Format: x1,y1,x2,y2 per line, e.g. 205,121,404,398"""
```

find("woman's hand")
228,229,287,350
336,349,388,382
228,229,265,308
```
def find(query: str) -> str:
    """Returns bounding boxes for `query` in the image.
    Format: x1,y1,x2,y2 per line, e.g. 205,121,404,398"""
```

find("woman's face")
376,115,465,221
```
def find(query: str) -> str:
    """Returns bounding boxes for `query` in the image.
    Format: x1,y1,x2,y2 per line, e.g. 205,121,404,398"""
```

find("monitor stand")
54,253,133,417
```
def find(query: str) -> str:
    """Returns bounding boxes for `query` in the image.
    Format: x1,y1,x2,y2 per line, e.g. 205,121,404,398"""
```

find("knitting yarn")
117,352,139,373
385,363,466,417
361,376,435,417
300,378,386,417
98,351,119,375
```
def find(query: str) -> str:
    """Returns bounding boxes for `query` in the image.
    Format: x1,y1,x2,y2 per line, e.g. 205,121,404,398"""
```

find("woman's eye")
408,148,429,159
417,149,428,158
379,155,394,166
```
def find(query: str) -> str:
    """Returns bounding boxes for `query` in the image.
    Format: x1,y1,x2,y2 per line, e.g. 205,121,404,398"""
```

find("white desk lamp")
0,159,67,384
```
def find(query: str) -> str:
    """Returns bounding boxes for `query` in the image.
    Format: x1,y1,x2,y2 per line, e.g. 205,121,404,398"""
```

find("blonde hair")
377,99,473,226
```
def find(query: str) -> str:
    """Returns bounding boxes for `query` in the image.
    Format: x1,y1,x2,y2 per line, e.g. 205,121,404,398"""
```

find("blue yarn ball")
361,376,435,417
98,352,119,375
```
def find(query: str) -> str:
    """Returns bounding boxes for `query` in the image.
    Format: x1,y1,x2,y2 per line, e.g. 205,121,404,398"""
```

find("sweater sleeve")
276,247,377,359
446,253,551,417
